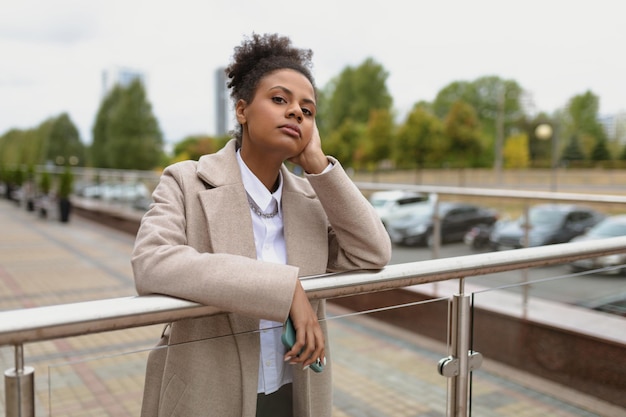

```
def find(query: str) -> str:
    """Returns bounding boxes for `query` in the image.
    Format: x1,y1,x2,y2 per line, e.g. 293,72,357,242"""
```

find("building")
600,111,626,144
101,66,146,97
215,67,229,136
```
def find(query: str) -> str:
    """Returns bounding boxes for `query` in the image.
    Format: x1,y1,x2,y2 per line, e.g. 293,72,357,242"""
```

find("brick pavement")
1,198,624,416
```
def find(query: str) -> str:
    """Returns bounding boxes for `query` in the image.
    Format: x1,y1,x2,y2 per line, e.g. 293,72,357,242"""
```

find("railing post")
522,203,531,311
438,279,483,417
4,344,35,417
431,193,441,259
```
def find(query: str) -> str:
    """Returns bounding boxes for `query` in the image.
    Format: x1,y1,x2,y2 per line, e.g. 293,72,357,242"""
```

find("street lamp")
535,123,558,191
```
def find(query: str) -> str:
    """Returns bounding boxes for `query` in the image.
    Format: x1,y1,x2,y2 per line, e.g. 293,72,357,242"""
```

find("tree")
0,129,24,167
433,76,524,165
172,135,221,162
0,117,58,168
46,113,86,166
319,58,392,138
322,119,365,168
361,108,395,170
503,133,529,168
93,79,164,170
443,100,484,167
394,104,445,170
561,134,585,163
91,85,123,168
564,91,607,158
590,137,611,162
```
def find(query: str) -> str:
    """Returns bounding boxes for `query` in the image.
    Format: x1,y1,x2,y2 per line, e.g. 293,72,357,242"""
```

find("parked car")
368,190,428,226
569,214,626,275
78,182,150,203
489,204,605,250
385,201,499,246
464,222,497,250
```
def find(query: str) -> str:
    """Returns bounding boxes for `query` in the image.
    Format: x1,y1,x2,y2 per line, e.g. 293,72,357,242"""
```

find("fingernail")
302,365,310,371
284,356,292,362
323,357,327,366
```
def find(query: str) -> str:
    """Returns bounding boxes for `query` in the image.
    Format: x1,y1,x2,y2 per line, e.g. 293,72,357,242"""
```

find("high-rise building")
600,112,626,144
215,67,230,136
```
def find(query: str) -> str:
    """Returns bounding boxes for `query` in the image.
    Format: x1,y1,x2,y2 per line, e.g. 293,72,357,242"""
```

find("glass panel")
38,296,453,416
469,262,626,417
45,326,161,416
327,295,450,416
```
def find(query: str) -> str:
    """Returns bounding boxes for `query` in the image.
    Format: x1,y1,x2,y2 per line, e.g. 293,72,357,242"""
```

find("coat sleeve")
306,158,392,272
131,162,298,323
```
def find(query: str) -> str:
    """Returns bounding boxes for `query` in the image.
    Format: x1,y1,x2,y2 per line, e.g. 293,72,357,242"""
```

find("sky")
1,0,624,147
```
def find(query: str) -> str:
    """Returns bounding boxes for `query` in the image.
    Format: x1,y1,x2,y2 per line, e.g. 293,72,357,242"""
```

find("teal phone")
281,317,324,373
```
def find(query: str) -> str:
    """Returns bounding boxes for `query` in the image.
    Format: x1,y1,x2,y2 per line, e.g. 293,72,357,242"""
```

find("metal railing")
2,236,626,417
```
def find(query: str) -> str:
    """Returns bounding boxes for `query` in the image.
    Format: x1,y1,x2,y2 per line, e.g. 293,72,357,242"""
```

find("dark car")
569,214,626,275
464,222,498,250
385,201,499,246
489,204,605,250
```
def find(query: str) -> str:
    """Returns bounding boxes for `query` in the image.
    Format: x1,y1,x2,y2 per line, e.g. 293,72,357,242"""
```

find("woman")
132,33,391,417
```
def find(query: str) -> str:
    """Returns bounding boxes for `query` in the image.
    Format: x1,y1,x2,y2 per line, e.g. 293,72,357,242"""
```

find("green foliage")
503,133,529,168
39,170,51,194
362,109,395,170
590,138,611,161
57,167,74,199
0,115,84,169
13,166,25,187
91,86,122,168
46,113,85,166
432,81,471,119
0,129,28,167
92,80,163,169
2,57,620,174
433,76,524,152
394,104,445,169
443,101,484,167
566,91,607,141
319,57,392,138
172,135,220,162
560,90,608,164
561,135,586,162
322,120,366,168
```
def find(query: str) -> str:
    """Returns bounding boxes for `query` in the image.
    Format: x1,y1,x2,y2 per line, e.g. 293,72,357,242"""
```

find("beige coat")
132,140,391,416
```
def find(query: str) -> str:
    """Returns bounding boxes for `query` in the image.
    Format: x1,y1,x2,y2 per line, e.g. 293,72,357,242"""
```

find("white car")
368,190,428,226
569,214,626,275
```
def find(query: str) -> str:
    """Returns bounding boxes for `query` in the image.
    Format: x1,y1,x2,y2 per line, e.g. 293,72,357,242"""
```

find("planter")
59,198,71,223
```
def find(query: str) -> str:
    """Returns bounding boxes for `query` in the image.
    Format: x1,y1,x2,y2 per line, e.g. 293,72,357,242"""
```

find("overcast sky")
1,0,624,146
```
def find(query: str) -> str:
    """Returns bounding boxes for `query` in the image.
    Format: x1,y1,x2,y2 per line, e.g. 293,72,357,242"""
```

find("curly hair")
225,33,316,143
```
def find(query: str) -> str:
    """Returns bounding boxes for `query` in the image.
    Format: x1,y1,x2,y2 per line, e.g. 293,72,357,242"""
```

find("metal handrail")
2,235,626,346
3,236,626,417
355,181,626,204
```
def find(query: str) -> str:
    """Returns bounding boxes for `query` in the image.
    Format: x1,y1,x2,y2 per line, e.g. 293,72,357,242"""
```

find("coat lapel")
282,170,329,277
196,140,256,258
198,185,256,257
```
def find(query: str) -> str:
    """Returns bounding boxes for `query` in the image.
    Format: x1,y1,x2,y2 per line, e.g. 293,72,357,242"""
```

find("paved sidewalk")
0,198,624,416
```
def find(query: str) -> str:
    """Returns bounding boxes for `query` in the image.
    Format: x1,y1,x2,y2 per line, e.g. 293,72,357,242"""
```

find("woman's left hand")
288,122,328,174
